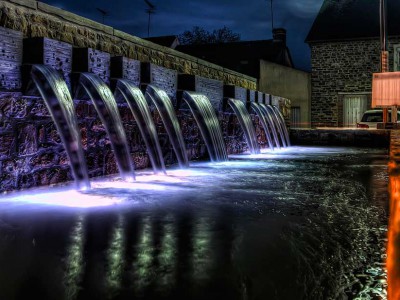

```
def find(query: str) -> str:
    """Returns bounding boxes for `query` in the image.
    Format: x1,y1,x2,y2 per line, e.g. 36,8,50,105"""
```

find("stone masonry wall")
0,0,256,90
310,37,400,127
0,91,262,192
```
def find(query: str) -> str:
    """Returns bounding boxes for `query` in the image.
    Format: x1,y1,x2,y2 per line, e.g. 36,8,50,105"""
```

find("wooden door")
343,95,368,127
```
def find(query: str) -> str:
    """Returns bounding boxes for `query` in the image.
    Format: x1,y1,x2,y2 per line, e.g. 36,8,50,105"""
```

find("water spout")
30,65,90,190
227,98,260,154
264,104,287,147
145,85,189,168
270,105,291,146
259,103,281,148
78,73,135,181
182,91,228,161
250,102,275,150
114,79,166,174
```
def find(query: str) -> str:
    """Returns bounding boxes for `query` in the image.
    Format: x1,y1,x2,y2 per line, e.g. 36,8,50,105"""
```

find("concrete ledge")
37,2,114,35
0,0,257,90
7,0,37,9
290,129,390,148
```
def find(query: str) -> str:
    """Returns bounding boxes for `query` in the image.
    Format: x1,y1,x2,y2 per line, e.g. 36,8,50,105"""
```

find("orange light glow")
372,72,400,107
387,130,400,299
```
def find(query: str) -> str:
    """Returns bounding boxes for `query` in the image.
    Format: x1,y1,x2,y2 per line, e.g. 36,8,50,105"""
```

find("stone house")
306,0,400,127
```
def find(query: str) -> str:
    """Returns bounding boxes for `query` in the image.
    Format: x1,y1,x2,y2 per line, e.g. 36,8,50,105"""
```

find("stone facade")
310,37,400,127
0,0,256,90
0,91,262,192
0,2,274,192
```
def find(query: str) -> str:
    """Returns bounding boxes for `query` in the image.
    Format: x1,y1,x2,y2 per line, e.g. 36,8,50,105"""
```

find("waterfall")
270,105,291,146
78,73,135,181
182,91,228,162
145,85,189,168
250,102,275,150
259,103,281,148
30,65,90,190
114,80,166,174
227,98,260,154
265,105,289,147
261,105,287,148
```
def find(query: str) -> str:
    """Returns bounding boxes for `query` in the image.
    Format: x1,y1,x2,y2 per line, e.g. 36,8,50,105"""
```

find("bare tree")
178,26,240,45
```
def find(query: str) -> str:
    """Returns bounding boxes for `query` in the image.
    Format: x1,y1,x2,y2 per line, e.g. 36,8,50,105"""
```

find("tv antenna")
144,0,156,37
96,7,109,24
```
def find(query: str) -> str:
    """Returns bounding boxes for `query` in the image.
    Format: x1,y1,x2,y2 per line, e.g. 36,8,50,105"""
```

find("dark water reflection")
0,147,389,300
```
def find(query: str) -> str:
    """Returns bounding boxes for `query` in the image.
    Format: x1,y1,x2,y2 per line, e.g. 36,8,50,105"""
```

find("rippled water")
0,147,389,300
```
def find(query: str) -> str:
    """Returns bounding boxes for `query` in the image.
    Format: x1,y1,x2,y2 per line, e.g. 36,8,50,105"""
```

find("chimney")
273,28,286,45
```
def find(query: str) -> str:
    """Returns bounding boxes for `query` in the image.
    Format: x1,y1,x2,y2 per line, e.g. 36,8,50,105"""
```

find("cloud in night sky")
41,0,324,71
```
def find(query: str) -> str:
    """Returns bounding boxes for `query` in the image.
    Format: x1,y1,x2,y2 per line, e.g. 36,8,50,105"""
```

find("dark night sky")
41,0,324,71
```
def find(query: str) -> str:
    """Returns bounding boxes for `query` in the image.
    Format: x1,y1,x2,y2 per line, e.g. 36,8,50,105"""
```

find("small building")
174,29,311,128
176,28,293,78
306,0,400,127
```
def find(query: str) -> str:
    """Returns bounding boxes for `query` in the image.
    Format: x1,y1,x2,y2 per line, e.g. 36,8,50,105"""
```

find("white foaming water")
0,147,386,210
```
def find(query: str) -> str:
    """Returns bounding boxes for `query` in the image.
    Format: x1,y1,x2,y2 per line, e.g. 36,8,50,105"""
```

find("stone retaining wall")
0,0,256,91
0,1,269,192
290,129,390,148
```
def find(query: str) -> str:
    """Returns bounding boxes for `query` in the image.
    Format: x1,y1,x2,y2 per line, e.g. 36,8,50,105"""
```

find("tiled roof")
306,0,400,42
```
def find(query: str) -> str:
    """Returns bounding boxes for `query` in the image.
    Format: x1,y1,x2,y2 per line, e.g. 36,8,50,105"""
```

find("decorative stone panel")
223,85,247,103
23,37,72,89
110,56,140,87
72,48,111,84
178,74,224,111
0,27,22,91
247,89,256,103
141,63,178,105
255,91,263,103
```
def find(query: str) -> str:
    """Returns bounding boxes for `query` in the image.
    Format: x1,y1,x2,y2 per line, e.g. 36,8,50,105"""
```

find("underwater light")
1,189,122,208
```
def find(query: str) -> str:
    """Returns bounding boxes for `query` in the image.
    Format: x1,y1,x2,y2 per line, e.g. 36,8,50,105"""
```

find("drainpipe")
380,0,396,123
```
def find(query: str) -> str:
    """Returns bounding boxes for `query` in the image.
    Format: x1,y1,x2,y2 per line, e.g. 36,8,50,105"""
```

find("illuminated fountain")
114,79,166,174
226,98,260,154
258,103,281,148
145,85,189,168
30,65,90,190
77,72,135,181
182,91,228,162
266,104,291,147
250,102,275,150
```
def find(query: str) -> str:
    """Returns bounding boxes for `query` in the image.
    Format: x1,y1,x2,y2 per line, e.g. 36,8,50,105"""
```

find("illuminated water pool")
0,146,388,299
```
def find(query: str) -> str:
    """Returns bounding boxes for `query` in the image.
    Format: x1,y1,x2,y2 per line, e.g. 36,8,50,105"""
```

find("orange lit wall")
387,130,400,299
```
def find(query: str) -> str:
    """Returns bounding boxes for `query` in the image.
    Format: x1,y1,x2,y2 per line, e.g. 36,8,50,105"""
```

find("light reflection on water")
0,146,389,299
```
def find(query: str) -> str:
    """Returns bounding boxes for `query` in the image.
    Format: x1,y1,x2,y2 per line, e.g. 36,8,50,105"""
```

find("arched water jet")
270,105,291,146
258,103,281,149
227,98,260,154
145,85,189,168
78,73,135,181
182,91,228,162
30,65,90,190
264,105,287,147
250,102,275,150
114,80,166,174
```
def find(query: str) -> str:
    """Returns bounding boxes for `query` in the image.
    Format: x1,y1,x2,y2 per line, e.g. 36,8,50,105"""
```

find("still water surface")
0,147,389,300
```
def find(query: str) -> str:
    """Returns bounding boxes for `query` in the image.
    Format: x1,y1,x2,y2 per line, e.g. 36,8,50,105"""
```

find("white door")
343,95,368,127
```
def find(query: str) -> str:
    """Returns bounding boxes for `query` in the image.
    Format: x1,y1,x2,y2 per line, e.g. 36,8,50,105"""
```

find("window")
394,44,400,71
291,106,301,128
